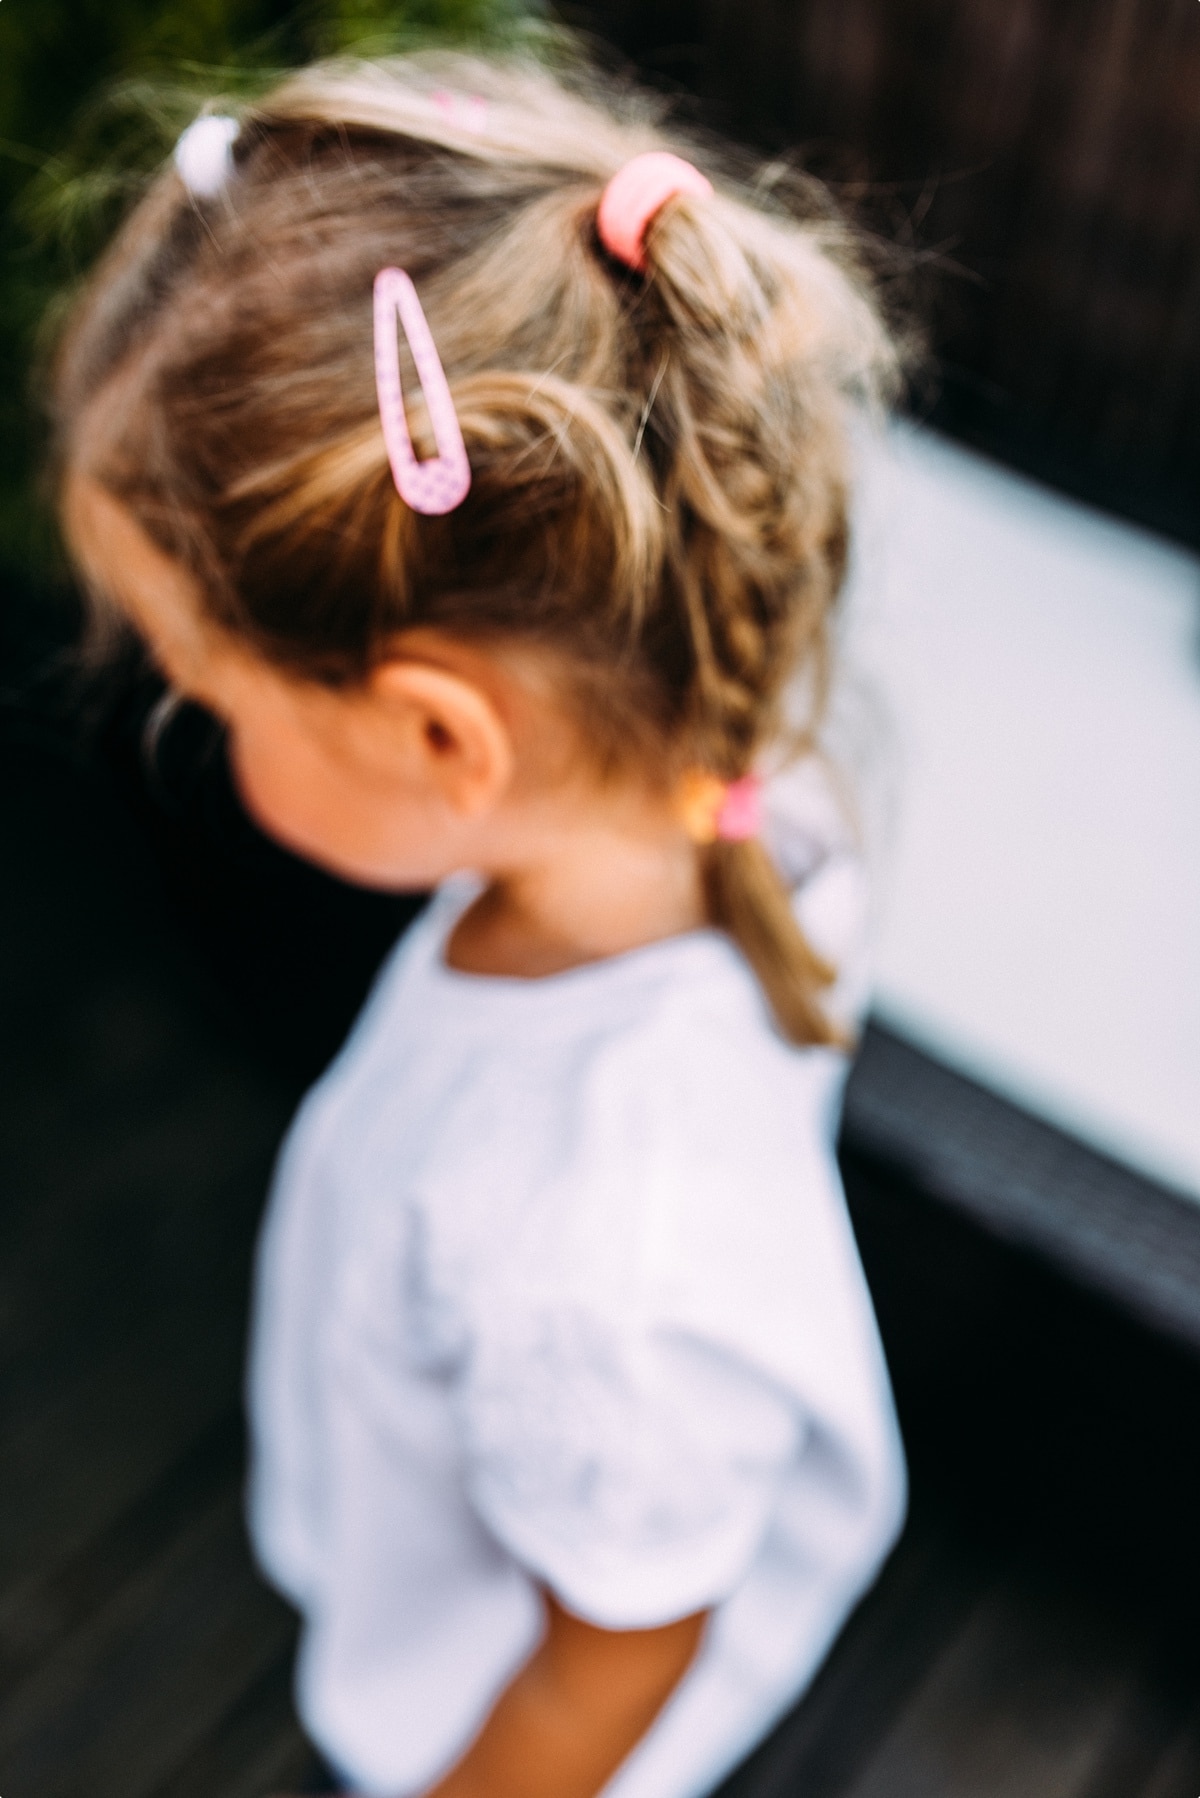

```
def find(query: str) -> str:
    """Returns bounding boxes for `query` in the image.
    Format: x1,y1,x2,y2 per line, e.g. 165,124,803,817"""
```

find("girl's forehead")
64,472,258,705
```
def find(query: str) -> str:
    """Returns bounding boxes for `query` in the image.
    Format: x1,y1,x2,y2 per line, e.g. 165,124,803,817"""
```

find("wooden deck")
3,693,1200,1798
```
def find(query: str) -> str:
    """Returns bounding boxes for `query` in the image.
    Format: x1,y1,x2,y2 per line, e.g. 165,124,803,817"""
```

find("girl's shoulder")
352,862,853,1101
609,947,849,1177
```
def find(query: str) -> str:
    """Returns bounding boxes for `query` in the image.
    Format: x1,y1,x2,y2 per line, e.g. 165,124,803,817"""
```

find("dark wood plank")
0,1310,239,1615
713,1510,988,1798
143,1655,321,1798
843,1571,1147,1798
0,1482,297,1798
0,726,308,1798
0,1410,243,1687
1140,1723,1200,1798
1077,1671,1200,1798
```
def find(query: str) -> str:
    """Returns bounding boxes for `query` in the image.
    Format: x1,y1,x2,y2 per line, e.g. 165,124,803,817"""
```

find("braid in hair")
53,51,899,1044
610,171,884,1044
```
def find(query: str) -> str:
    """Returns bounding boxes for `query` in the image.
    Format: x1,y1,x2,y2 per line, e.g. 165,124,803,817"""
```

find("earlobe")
369,659,514,816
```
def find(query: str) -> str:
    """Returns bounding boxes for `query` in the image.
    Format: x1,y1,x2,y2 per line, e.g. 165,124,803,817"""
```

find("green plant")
0,0,541,581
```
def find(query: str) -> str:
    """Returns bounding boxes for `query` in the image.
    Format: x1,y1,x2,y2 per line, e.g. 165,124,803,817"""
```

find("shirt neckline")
416,875,739,1006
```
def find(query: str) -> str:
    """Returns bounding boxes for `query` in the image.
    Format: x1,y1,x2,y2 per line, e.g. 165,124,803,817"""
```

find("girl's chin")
299,846,451,892
249,814,448,891
235,787,446,890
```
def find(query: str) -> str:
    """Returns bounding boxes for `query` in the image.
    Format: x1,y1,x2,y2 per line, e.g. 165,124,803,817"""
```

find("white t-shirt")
247,866,905,1798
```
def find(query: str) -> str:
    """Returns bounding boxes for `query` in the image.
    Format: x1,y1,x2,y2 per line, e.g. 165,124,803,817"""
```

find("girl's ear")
367,660,514,817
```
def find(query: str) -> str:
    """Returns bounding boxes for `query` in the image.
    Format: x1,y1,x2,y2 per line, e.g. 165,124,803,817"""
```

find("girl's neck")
446,815,707,980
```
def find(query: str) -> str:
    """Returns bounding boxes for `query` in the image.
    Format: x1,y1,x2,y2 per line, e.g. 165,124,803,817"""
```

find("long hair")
53,50,899,1045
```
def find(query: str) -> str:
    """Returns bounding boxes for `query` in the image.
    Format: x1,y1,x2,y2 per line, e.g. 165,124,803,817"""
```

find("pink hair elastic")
680,770,764,843
715,774,764,842
597,151,714,272
374,267,471,517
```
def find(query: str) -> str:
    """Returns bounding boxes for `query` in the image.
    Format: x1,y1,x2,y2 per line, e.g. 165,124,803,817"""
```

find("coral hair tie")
597,151,714,272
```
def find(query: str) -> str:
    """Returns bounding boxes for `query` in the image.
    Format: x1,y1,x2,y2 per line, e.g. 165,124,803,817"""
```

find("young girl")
56,52,905,1798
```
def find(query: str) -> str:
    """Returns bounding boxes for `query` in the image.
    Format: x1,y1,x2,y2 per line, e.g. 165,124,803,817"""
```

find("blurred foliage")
0,0,542,580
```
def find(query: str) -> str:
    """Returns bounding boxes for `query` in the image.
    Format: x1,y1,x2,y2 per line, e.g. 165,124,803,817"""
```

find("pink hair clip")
597,151,714,273
374,268,471,517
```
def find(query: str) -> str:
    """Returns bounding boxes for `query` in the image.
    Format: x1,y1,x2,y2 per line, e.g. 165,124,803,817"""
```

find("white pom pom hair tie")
174,115,240,200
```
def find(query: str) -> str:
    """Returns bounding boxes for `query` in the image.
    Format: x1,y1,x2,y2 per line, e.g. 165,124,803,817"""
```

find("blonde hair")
53,51,898,1046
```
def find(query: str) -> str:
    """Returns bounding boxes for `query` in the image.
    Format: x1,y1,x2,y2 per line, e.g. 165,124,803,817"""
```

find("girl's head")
55,51,897,1043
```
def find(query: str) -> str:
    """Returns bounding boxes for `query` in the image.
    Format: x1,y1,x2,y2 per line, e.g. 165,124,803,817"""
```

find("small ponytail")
588,146,883,1051
702,839,844,1049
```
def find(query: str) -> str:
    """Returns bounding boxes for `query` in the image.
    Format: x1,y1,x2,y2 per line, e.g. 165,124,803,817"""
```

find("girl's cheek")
227,720,384,873
227,723,323,848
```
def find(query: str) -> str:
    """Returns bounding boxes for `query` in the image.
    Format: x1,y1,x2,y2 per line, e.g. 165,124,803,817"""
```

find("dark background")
4,6,1200,1795
570,0,1200,546
0,0,524,585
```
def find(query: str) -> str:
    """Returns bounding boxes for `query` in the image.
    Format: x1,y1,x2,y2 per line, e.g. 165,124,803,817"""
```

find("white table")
844,423,1200,1201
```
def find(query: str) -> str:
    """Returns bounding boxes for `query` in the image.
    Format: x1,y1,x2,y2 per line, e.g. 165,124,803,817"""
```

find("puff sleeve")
456,1303,804,1628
